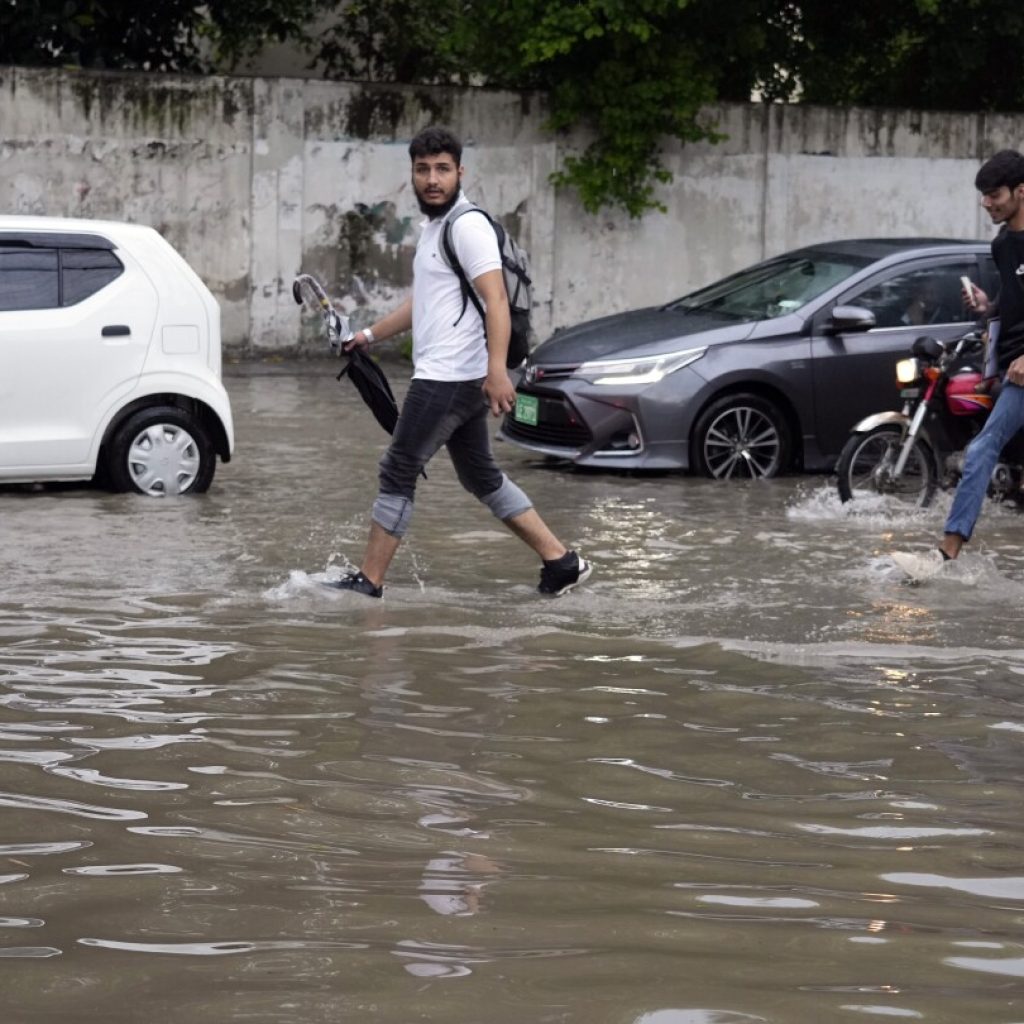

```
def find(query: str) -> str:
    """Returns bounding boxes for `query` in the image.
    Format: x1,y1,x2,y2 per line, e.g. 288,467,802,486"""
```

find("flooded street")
3,361,1024,1024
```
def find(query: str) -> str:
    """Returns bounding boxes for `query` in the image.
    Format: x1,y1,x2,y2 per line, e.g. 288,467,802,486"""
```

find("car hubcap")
126,423,200,496
704,406,781,479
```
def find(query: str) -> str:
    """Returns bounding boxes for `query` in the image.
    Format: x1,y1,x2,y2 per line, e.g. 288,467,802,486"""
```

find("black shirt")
990,227,1024,370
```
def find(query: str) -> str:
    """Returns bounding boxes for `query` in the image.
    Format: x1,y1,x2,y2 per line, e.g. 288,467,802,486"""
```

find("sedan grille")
523,363,579,383
503,390,592,449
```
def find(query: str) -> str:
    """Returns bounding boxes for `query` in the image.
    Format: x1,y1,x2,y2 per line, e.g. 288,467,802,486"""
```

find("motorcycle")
835,328,1024,508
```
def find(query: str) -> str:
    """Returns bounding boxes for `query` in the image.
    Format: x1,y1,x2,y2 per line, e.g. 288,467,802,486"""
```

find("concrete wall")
2,66,1021,356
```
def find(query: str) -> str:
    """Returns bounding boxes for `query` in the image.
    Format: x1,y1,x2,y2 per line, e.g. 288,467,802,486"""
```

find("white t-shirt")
412,196,501,381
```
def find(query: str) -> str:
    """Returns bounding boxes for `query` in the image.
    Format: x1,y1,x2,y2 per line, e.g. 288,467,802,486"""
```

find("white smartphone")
960,275,975,305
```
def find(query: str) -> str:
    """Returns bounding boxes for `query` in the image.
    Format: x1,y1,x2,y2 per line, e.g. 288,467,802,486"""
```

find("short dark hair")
975,150,1024,192
408,126,462,165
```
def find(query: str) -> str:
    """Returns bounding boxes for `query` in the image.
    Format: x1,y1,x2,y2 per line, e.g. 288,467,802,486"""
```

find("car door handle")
101,325,131,337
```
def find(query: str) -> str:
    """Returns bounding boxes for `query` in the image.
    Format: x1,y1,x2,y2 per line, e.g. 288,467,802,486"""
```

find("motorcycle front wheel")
836,425,939,508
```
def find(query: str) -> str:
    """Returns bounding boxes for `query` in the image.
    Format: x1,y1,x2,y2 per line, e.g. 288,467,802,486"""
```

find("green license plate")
514,393,539,426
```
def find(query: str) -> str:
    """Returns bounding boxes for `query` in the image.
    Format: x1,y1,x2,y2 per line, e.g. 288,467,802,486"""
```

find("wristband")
362,327,375,345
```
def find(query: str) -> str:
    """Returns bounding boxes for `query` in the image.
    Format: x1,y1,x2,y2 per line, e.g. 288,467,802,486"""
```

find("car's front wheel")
106,406,216,496
692,393,792,479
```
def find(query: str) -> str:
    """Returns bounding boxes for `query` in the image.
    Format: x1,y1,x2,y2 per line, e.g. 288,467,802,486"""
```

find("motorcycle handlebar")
913,329,983,363
957,330,985,355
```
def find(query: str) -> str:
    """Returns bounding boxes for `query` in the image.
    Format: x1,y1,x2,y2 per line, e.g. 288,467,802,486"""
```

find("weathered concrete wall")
2,66,1022,355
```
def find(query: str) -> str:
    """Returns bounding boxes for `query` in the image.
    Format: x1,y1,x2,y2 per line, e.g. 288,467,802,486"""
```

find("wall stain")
65,69,251,138
345,87,408,139
305,200,415,310
208,275,252,304
303,84,453,141
500,199,529,243
413,89,450,126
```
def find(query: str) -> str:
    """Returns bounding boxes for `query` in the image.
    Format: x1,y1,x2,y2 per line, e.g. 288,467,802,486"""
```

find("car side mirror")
826,305,877,333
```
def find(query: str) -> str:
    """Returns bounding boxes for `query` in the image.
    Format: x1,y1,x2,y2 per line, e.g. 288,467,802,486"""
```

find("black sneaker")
322,570,383,598
538,550,592,597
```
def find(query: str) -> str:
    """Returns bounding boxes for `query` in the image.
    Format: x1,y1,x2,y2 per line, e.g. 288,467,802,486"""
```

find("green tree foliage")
0,0,319,72
457,1,732,218
772,0,1024,112
315,0,460,84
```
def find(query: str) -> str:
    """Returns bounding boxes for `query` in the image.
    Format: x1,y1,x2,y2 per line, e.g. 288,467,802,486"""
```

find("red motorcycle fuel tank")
945,371,995,416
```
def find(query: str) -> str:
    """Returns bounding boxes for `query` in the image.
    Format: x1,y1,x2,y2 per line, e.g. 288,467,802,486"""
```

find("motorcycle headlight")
574,346,707,386
895,358,920,385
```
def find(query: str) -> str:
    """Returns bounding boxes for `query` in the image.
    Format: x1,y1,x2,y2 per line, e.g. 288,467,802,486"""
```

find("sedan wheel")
693,394,791,480
106,406,215,496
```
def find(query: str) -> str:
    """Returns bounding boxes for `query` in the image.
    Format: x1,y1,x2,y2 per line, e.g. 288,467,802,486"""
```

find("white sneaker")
891,549,947,581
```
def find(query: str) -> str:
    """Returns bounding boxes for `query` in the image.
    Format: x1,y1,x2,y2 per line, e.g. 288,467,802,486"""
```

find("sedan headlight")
895,357,920,385
574,346,707,386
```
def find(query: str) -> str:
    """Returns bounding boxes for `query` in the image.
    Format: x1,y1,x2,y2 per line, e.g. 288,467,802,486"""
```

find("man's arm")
344,296,413,351
473,268,516,416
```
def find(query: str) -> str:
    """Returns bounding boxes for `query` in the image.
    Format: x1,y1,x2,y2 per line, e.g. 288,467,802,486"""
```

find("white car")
0,216,234,495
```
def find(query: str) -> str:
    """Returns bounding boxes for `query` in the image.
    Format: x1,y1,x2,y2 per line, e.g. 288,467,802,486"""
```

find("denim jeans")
371,378,531,537
944,380,1024,541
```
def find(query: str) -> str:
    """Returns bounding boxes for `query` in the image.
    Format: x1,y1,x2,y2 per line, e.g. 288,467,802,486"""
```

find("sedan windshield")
668,252,872,321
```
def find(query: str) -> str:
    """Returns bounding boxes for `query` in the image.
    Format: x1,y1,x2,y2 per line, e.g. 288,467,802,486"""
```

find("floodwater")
3,361,1024,1024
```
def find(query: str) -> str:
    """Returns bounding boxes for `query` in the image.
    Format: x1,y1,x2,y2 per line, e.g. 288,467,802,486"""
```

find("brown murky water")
3,361,1024,1023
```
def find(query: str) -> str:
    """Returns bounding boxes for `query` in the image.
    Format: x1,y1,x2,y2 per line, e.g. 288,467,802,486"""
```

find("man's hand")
343,330,372,353
1006,354,1024,386
963,282,990,315
483,370,516,417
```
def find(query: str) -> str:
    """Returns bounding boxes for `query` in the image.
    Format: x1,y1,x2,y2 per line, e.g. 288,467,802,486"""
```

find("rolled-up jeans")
371,378,532,537
944,380,1024,541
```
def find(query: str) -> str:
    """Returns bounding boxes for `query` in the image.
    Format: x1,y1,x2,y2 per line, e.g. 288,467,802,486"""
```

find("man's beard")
416,187,461,219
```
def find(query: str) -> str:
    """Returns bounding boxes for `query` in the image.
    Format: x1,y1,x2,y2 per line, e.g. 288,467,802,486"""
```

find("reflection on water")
2,364,1024,1023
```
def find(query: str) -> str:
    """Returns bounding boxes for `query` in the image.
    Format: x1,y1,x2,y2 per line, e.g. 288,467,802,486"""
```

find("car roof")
791,237,989,260
0,215,158,248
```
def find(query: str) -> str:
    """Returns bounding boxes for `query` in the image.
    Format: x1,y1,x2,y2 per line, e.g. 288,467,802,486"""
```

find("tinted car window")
670,252,873,321
0,247,59,311
848,264,976,328
61,248,124,305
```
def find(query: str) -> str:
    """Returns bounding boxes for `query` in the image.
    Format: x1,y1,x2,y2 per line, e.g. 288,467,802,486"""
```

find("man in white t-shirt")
324,126,591,599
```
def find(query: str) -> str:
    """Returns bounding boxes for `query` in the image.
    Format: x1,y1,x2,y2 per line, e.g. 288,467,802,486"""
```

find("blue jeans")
944,380,1024,541
371,378,531,537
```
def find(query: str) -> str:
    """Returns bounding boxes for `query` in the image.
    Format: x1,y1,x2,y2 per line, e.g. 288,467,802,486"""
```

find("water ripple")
78,937,369,956
63,863,183,877
0,792,146,820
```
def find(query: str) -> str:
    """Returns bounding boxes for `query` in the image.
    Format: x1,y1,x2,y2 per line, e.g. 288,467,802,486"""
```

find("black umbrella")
292,274,399,436
335,345,399,435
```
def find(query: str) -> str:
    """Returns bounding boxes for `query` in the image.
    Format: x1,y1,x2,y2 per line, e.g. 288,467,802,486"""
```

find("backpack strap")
440,205,492,327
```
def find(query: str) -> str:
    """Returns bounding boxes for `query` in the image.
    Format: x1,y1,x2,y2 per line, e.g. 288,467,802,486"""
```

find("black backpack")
441,206,533,369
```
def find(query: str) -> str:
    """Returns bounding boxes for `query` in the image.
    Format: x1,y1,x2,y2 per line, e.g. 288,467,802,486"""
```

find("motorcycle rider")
893,149,1024,578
